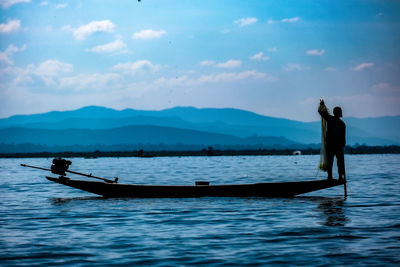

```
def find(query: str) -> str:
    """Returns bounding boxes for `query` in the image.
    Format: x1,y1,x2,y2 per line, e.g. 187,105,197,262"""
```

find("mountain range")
0,106,399,153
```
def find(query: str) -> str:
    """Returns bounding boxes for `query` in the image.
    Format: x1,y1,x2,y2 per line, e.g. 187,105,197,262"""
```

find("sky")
0,0,399,121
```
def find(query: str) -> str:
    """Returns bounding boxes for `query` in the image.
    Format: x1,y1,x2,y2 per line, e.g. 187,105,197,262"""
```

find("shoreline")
1,145,399,158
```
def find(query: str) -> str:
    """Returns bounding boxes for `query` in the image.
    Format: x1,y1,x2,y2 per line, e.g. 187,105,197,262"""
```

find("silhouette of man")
318,99,346,180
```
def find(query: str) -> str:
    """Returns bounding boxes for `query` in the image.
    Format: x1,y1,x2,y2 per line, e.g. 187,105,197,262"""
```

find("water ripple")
1,155,400,266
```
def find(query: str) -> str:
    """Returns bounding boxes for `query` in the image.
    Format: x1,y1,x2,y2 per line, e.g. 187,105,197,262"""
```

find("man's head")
333,106,342,117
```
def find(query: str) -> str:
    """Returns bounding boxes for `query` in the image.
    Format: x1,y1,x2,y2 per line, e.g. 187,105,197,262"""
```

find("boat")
21,158,346,198
45,176,345,198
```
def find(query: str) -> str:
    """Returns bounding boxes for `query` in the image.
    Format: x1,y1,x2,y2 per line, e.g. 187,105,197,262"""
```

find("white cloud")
154,70,278,87
55,3,67,9
15,59,73,85
199,60,215,66
216,59,242,68
86,39,127,53
0,19,21,33
306,49,325,56
268,17,301,24
132,29,167,40
281,17,301,23
234,17,258,27
371,83,399,95
0,0,30,9
197,70,277,83
268,47,278,52
250,52,270,61
199,59,242,68
36,60,73,76
60,73,122,90
0,44,26,64
324,67,337,72
39,1,48,6
352,62,374,71
372,82,390,90
284,63,311,71
61,24,71,31
67,20,115,40
112,60,160,74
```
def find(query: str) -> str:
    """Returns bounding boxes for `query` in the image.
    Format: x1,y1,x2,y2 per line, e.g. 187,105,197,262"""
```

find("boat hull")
46,176,345,198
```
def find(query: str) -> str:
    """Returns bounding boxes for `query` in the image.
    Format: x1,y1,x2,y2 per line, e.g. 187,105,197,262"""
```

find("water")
1,155,399,266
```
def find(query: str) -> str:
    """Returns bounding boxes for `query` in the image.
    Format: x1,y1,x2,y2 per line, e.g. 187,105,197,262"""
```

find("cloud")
250,52,270,61
15,59,73,85
352,62,374,71
268,17,301,24
0,19,21,33
0,44,26,64
65,20,115,40
199,60,215,66
284,63,311,71
112,60,160,74
268,47,278,52
197,70,277,83
35,60,73,76
281,17,301,23
154,70,278,87
199,59,242,68
371,83,399,95
61,25,72,32
86,39,127,53
324,67,337,72
55,3,67,9
0,0,30,9
216,59,242,68
234,17,258,27
132,29,167,40
306,49,325,56
372,82,390,91
60,73,122,90
39,1,48,6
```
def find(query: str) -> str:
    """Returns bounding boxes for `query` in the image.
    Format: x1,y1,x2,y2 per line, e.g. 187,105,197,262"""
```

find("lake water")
1,155,399,266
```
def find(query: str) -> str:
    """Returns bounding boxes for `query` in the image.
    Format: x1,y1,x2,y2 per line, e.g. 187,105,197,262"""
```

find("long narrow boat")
45,176,345,198
22,159,346,198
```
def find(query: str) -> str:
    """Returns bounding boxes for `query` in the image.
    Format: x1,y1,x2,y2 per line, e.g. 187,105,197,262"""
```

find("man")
318,99,346,180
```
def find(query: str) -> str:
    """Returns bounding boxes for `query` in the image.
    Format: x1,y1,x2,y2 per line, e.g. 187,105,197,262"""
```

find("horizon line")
1,105,399,122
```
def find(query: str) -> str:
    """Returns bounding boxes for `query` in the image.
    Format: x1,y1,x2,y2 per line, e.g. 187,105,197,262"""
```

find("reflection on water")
51,195,350,227
50,196,106,205
1,155,400,266
316,197,348,227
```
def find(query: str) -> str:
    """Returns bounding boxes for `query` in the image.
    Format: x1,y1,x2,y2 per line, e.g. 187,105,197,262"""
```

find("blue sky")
0,0,399,121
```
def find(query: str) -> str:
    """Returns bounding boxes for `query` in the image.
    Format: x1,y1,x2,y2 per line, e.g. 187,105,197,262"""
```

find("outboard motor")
51,158,72,176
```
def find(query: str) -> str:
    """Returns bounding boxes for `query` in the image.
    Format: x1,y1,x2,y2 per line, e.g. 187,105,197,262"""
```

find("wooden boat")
22,159,346,198
45,176,345,198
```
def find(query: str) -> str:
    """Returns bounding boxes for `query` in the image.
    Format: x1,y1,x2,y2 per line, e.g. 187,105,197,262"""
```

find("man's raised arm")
318,99,331,120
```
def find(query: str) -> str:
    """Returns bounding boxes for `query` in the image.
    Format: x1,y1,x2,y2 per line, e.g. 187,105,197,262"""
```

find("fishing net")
318,103,329,171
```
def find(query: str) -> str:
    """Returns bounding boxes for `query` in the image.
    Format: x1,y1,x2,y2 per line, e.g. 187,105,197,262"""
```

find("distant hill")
0,106,398,150
0,125,298,153
344,116,400,144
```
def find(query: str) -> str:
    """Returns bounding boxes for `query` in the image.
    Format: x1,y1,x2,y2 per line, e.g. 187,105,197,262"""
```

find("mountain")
345,116,400,144
0,106,398,147
0,125,297,150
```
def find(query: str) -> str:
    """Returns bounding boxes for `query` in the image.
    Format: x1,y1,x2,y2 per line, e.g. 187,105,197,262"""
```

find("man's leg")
327,146,334,179
336,146,345,180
